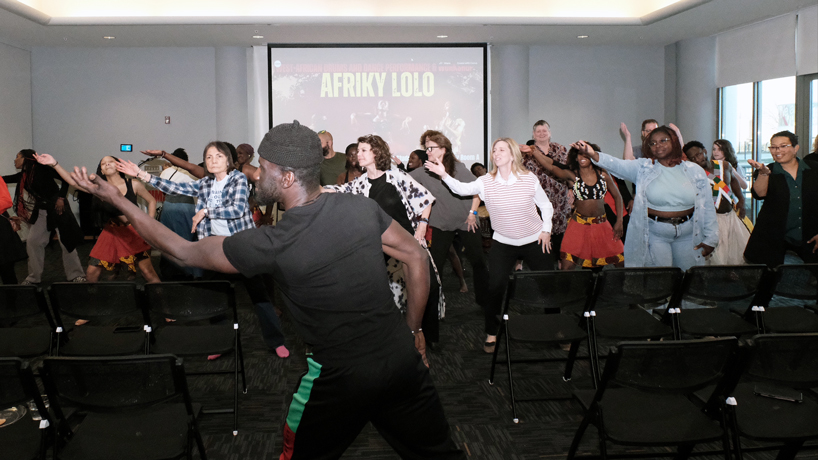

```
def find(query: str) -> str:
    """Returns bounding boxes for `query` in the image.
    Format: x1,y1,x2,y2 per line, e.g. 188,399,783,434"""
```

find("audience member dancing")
519,120,572,258
325,134,445,344
406,149,428,173
578,126,718,270
36,153,160,284
70,120,464,459
118,142,290,358
157,148,203,279
712,139,748,190
336,142,364,185
745,131,818,266
530,143,625,269
0,175,26,285
684,142,749,265
425,138,553,354
410,130,490,322
3,150,85,285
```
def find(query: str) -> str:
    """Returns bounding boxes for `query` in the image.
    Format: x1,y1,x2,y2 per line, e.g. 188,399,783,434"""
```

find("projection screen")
268,44,487,168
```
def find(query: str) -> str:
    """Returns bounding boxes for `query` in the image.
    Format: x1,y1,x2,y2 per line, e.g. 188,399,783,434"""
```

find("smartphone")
120,144,133,152
753,384,803,403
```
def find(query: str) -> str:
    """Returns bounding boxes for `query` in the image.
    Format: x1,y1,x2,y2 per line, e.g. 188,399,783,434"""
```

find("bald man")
318,130,347,186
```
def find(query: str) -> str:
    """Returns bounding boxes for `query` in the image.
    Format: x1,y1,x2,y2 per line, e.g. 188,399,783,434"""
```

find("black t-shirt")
223,193,405,362
368,175,413,234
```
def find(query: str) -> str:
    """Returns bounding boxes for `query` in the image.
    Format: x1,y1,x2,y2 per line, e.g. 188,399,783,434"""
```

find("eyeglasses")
648,138,671,148
425,146,443,153
769,144,792,152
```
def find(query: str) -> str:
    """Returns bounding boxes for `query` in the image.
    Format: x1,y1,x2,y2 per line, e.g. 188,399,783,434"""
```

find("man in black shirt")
70,120,463,460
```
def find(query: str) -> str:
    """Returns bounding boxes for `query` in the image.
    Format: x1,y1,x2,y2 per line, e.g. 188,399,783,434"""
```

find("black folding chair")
144,281,247,435
759,264,818,333
47,282,148,356
488,270,596,422
0,358,52,460
666,265,769,339
586,267,681,377
0,285,57,358
725,333,818,460
567,337,741,460
41,354,207,460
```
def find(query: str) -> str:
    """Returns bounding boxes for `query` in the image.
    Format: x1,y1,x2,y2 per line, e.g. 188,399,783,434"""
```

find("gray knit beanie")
257,120,323,168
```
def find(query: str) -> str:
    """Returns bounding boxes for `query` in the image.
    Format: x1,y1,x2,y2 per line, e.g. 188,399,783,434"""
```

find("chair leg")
236,330,248,393
489,320,506,385
726,400,742,460
567,410,594,460
233,331,240,435
191,420,208,460
563,339,581,381
503,322,519,423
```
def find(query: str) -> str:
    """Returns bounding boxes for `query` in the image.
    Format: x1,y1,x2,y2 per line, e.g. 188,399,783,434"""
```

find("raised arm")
117,159,201,198
34,153,89,193
70,166,237,273
621,123,636,161
381,219,430,367
142,150,206,179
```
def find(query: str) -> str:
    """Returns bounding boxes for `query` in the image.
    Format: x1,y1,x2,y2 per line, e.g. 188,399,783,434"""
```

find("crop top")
645,164,696,212
572,174,607,200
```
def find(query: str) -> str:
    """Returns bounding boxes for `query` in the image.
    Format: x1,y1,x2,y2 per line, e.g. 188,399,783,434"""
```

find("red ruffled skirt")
560,213,624,268
89,223,152,272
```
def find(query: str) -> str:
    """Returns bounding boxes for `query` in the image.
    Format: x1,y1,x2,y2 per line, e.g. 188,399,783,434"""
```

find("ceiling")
0,0,813,49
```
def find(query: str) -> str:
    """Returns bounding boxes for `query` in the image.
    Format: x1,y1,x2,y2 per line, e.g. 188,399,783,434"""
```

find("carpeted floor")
19,239,815,460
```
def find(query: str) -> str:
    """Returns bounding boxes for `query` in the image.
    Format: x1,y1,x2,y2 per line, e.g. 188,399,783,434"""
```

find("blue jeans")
646,219,705,271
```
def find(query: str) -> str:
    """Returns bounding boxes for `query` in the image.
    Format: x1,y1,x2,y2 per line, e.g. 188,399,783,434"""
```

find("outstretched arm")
141,150,206,179
34,153,89,193
621,123,636,161
381,220,430,367
69,166,237,273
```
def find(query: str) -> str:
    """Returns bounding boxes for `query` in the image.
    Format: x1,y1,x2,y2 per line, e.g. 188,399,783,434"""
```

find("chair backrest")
744,333,818,389
673,265,769,312
604,337,740,393
592,267,683,311
506,270,595,315
768,264,818,304
0,285,53,327
0,358,33,408
144,281,235,323
47,282,144,323
42,354,188,413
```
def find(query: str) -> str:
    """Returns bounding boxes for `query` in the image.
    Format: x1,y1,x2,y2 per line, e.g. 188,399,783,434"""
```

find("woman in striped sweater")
425,138,554,353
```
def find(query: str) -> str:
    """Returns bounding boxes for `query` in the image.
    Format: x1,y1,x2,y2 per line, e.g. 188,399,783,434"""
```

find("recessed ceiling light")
577,35,589,39
437,35,448,38
253,35,264,39
103,36,115,39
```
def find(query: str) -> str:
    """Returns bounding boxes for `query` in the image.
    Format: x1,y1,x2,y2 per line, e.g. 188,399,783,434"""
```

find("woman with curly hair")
324,134,445,344
425,138,553,353
577,125,719,270
529,142,625,269
35,154,160,284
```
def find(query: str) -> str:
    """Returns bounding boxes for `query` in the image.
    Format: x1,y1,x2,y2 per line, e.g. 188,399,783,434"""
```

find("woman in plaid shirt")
118,141,290,358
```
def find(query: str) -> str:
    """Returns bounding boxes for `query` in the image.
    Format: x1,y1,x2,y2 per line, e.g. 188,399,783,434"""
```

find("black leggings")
428,227,489,308
486,240,555,335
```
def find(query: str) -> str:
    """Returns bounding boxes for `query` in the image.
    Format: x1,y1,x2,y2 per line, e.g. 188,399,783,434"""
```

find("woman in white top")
425,138,553,353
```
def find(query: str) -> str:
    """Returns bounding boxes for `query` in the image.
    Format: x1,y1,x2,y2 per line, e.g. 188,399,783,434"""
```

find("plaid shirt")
147,169,254,239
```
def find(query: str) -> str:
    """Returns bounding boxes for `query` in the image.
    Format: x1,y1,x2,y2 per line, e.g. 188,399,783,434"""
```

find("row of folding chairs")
0,355,208,460
0,280,247,434
568,333,818,460
489,264,818,423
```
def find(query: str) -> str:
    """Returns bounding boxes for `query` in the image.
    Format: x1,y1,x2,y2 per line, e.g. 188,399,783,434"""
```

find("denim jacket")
593,153,719,267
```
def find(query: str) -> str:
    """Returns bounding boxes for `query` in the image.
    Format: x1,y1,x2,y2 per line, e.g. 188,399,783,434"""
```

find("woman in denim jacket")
574,126,718,270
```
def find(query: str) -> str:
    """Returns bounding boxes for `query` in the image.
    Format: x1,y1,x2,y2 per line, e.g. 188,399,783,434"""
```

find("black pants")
428,227,489,308
281,335,464,460
486,240,555,335
423,257,441,343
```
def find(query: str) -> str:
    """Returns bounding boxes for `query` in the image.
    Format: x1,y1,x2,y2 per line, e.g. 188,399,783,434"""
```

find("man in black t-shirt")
69,120,464,460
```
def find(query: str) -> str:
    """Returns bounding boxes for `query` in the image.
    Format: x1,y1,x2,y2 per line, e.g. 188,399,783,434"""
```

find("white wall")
0,42,32,176
30,47,221,170
527,45,666,156
675,36,717,146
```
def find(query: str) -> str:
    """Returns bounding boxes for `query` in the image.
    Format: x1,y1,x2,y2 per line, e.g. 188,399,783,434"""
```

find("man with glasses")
318,130,347,186
745,131,818,266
